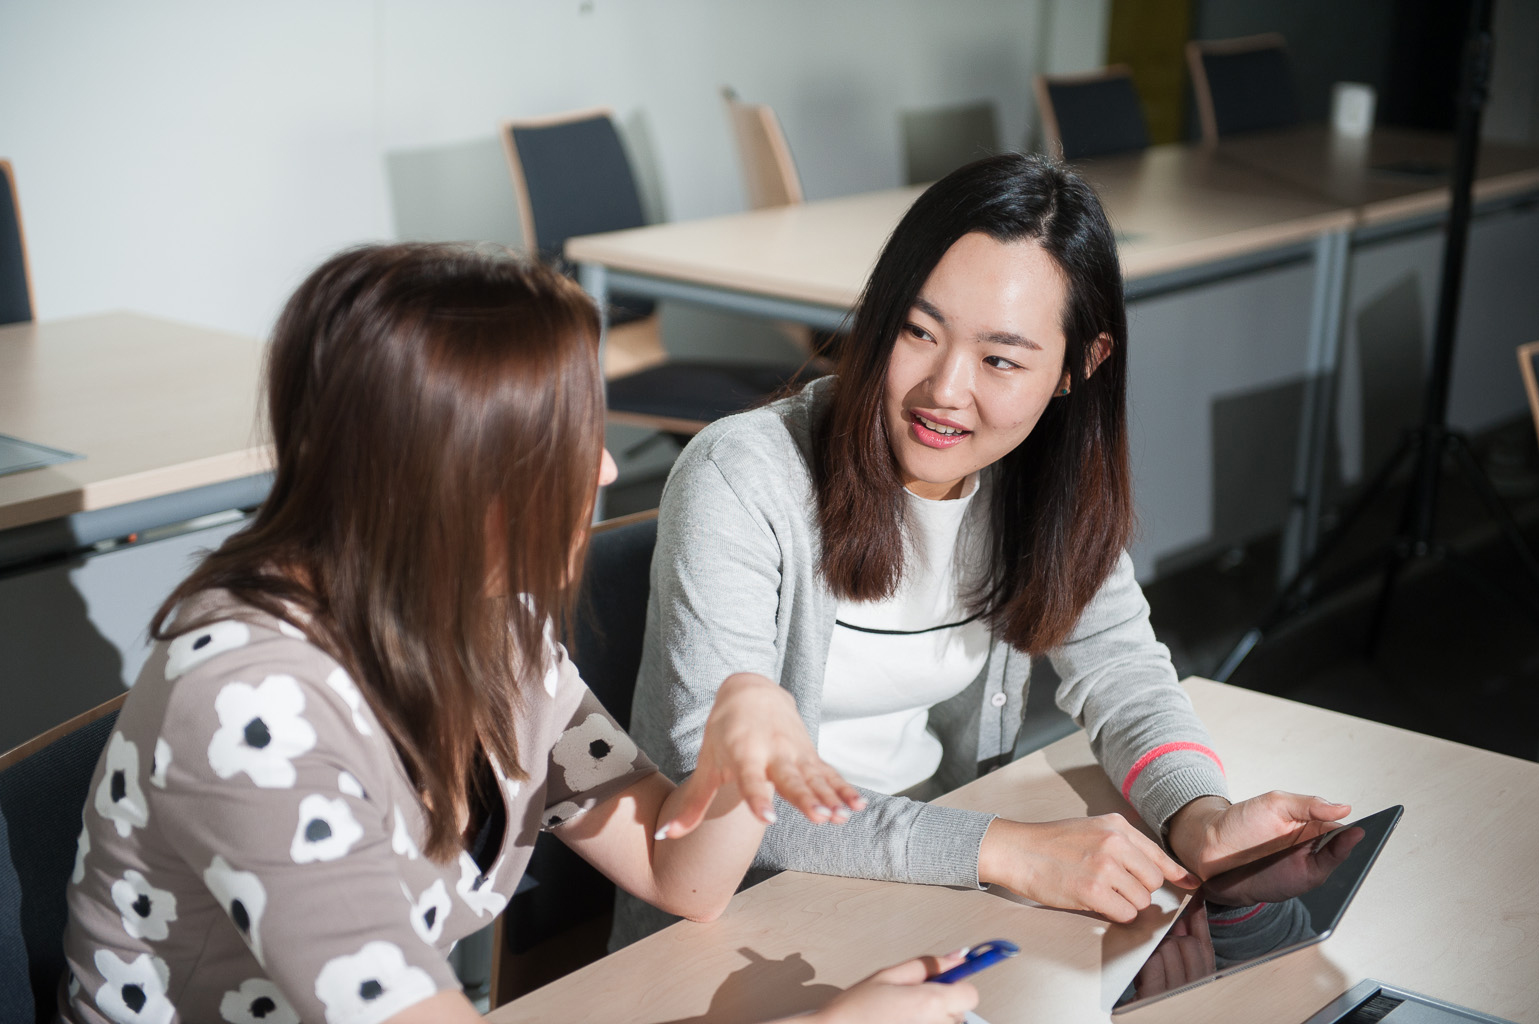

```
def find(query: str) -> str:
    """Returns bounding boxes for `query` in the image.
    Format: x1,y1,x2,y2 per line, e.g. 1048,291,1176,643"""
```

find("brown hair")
153,243,603,860
815,154,1132,654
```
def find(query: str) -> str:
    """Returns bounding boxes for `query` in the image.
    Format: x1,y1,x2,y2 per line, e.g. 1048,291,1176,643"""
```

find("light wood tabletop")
565,145,1356,312
0,313,271,532
490,679,1539,1024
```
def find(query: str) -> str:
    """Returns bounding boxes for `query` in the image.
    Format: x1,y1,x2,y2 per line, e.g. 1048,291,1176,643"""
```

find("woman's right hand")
978,815,1199,923
658,672,865,838
807,953,979,1024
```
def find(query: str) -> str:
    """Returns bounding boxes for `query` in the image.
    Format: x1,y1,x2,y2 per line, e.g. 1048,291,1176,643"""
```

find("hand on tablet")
1167,792,1351,880
659,672,865,838
978,814,1200,924
1133,901,1215,1000
1201,825,1365,906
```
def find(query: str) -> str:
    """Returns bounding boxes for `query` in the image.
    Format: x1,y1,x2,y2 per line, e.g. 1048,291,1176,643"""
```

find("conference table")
0,312,271,565
566,128,1539,583
490,679,1539,1024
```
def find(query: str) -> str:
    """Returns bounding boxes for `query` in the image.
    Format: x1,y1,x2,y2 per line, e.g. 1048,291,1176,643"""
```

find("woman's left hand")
657,672,865,838
1167,792,1351,880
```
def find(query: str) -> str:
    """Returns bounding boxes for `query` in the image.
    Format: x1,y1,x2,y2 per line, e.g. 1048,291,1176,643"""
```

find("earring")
1057,387,1070,396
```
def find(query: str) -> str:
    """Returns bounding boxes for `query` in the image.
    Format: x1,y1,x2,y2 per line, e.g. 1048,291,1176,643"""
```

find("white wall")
1,0,1111,340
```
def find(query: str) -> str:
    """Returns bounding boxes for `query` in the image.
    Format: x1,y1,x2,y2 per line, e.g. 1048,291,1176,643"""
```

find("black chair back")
510,116,648,266
1,160,33,326
1,805,34,1022
1044,74,1150,161
1200,43,1299,138
506,514,658,955
0,698,123,1023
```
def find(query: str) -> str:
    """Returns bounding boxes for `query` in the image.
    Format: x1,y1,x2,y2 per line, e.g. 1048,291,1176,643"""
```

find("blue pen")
930,939,1020,983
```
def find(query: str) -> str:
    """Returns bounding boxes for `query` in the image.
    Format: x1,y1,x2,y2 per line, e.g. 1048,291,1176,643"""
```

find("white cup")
1332,82,1376,138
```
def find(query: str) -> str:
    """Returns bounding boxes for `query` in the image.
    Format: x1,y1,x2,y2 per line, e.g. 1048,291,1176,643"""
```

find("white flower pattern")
290,794,365,863
219,977,300,1024
110,869,178,941
399,878,451,945
208,675,317,788
72,819,90,884
203,855,268,966
338,771,365,799
94,732,149,838
93,950,173,1024
324,667,374,735
391,805,420,860
165,620,250,680
454,850,509,918
149,738,172,790
313,941,437,1024
550,712,639,792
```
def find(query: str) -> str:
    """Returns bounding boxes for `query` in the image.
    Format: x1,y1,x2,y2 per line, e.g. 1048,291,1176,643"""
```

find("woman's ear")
1084,333,1113,379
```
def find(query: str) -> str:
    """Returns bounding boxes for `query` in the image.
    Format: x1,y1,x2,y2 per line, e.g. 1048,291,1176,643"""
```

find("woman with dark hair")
60,244,977,1024
616,154,1348,946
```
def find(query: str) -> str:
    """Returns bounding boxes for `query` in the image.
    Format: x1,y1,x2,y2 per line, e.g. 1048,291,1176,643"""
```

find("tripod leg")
1446,433,1539,597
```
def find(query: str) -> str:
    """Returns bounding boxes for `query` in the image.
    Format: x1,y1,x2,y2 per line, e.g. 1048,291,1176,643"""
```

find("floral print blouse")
60,590,656,1024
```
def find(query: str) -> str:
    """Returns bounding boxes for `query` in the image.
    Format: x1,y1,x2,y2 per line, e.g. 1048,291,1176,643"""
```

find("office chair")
1,160,34,326
1186,33,1300,146
501,110,821,437
1034,67,1151,161
493,511,658,1005
720,88,804,210
1520,341,1539,445
900,101,1000,185
0,693,126,1022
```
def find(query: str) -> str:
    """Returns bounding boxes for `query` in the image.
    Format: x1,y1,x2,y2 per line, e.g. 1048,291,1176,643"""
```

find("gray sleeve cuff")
906,803,996,889
1132,759,1230,834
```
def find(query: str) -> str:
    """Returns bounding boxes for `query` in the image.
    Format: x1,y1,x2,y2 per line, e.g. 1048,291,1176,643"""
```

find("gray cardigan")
613,378,1228,946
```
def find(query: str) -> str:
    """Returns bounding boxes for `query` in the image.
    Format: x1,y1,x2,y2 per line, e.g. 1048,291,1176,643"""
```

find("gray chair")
0,694,125,1023
1,160,34,326
495,511,657,1004
1186,33,1300,146
900,102,1000,185
1035,67,1150,161
500,110,821,437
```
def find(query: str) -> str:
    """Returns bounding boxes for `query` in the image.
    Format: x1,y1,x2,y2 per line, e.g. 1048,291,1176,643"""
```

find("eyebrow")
912,296,1043,351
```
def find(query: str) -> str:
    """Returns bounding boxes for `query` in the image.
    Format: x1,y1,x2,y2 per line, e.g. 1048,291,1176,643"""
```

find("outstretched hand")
658,673,865,839
1168,792,1351,880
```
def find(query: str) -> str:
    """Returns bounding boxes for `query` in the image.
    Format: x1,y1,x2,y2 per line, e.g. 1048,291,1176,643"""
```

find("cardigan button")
990,692,1007,708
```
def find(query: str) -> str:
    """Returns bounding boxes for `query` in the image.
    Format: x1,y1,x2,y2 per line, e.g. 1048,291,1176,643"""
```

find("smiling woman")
616,154,1350,949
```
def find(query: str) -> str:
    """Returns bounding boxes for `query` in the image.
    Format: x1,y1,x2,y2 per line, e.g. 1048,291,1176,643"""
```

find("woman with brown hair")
616,154,1349,947
60,244,978,1024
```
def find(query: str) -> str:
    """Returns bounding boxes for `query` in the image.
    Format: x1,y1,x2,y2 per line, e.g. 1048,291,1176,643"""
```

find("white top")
817,476,990,794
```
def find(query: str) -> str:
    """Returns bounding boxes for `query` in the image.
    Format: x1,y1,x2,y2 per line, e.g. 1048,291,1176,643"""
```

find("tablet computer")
1112,804,1404,1014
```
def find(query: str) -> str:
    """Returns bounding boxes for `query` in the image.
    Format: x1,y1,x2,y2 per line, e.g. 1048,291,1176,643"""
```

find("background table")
491,679,1539,1024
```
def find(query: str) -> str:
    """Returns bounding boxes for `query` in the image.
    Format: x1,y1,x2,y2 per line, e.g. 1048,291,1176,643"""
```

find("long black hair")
813,153,1131,654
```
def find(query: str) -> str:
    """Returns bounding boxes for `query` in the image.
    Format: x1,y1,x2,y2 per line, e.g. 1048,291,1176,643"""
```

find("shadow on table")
646,947,843,1024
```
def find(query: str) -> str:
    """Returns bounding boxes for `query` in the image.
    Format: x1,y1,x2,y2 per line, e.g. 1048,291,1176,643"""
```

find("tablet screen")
1112,805,1403,1014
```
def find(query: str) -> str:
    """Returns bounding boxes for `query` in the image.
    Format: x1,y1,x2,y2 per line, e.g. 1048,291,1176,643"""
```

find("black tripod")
1216,0,1539,683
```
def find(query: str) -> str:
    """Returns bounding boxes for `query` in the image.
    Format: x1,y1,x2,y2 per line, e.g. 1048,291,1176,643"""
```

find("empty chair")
0,694,126,1022
1,160,34,326
502,109,821,437
721,87,803,209
1186,33,1300,146
496,511,657,1003
1034,66,1150,161
900,101,1000,185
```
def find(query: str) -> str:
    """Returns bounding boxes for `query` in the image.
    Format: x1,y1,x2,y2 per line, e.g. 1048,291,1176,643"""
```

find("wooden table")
0,313,271,563
565,143,1355,327
491,680,1539,1024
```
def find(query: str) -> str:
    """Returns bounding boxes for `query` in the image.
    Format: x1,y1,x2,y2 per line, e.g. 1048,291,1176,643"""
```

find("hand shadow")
647,948,844,1024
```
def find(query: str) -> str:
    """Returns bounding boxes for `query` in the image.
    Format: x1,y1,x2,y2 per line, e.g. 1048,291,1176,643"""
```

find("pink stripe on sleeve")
1120,742,1225,802
1210,903,1269,925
